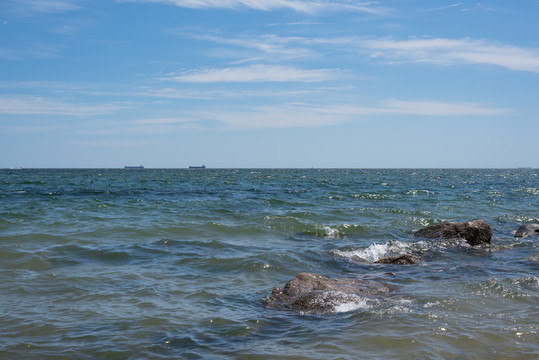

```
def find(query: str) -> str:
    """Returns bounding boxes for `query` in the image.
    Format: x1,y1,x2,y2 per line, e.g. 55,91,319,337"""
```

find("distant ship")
189,165,206,169
124,165,144,169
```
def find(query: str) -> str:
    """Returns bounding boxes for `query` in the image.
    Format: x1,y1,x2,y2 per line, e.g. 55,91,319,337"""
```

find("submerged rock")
515,224,539,238
376,254,421,265
414,220,492,246
265,272,390,313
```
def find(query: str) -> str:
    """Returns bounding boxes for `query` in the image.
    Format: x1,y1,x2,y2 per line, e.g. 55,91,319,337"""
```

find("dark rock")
265,272,390,313
515,224,539,238
376,254,421,265
414,219,492,246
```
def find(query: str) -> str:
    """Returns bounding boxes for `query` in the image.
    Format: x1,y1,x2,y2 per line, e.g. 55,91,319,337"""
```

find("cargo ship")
188,165,206,169
124,165,144,169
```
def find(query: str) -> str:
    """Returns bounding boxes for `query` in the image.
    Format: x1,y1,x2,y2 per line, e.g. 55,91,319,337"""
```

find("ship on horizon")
188,165,206,169
124,165,144,169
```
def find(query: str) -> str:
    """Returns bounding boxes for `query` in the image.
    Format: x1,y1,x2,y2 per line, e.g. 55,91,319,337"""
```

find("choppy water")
0,168,537,359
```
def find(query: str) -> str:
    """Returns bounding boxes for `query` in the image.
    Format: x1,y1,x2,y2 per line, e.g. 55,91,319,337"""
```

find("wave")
300,223,367,238
331,294,371,314
468,276,539,301
295,291,372,315
515,187,539,195
330,240,427,263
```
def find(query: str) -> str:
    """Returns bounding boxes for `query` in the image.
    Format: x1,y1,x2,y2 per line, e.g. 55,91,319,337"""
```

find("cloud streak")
3,0,82,15
124,0,387,15
423,2,462,12
185,99,507,129
0,42,65,61
0,95,129,116
359,37,539,73
166,64,342,83
189,33,314,61
181,31,539,74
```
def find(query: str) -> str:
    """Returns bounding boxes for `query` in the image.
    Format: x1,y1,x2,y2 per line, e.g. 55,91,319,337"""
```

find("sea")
0,168,537,359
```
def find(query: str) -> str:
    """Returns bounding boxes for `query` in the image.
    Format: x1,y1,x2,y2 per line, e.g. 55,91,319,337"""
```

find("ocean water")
0,168,537,359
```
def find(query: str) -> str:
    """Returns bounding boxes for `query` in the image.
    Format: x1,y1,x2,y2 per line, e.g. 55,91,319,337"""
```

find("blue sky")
1,0,538,168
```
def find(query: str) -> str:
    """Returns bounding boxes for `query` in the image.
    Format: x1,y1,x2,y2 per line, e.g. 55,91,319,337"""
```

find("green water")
0,169,537,359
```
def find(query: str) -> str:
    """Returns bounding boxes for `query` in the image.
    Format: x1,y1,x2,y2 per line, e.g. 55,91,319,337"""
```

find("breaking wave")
330,240,427,263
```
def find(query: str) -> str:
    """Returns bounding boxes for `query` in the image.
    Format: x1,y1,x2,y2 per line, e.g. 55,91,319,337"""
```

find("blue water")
0,169,537,359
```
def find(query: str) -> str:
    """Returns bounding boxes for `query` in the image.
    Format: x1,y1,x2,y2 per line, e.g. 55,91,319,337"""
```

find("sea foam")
331,240,416,263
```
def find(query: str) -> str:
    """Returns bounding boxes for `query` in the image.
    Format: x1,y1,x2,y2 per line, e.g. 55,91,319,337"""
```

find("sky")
1,0,538,168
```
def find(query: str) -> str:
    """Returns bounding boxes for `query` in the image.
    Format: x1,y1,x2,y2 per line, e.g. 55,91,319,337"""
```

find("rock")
376,254,421,265
414,219,492,246
265,272,390,313
515,224,539,238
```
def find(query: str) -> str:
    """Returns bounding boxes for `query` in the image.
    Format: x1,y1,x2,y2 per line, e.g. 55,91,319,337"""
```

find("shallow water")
0,169,537,359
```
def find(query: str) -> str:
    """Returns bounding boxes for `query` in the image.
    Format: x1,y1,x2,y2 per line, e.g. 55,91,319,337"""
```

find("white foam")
311,291,372,313
322,226,340,238
332,241,413,263
423,301,440,308
333,297,371,313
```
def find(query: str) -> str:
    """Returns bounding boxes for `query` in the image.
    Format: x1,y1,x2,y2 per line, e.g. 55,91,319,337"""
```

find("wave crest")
331,240,425,263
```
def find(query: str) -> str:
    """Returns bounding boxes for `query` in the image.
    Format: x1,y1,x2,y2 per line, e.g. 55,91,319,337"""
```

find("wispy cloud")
189,99,507,129
123,0,388,15
0,95,129,116
165,64,342,83
135,88,215,99
195,104,344,129
265,20,326,27
71,140,152,147
423,2,462,12
377,99,507,116
188,33,314,61
358,37,539,73
134,117,197,125
460,2,499,12
130,117,204,132
3,0,82,15
137,85,336,100
179,31,539,74
0,42,65,60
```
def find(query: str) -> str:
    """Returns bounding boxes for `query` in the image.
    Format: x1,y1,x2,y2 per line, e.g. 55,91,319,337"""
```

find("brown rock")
266,272,390,313
414,219,492,246
376,254,421,265
515,224,539,238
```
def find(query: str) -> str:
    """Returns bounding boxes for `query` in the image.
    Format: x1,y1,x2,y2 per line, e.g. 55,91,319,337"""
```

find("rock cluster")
267,221,535,313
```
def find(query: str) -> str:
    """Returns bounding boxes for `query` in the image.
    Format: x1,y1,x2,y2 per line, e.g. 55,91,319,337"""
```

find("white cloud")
358,37,539,73
166,64,341,83
0,42,64,61
137,85,334,100
134,117,196,125
135,88,214,99
0,94,505,131
0,96,129,116
302,99,507,117
179,31,539,74
123,0,387,15
192,100,507,129
191,33,314,60
460,3,498,12
71,140,152,147
378,99,507,116
424,2,462,12
198,105,344,128
4,0,81,15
